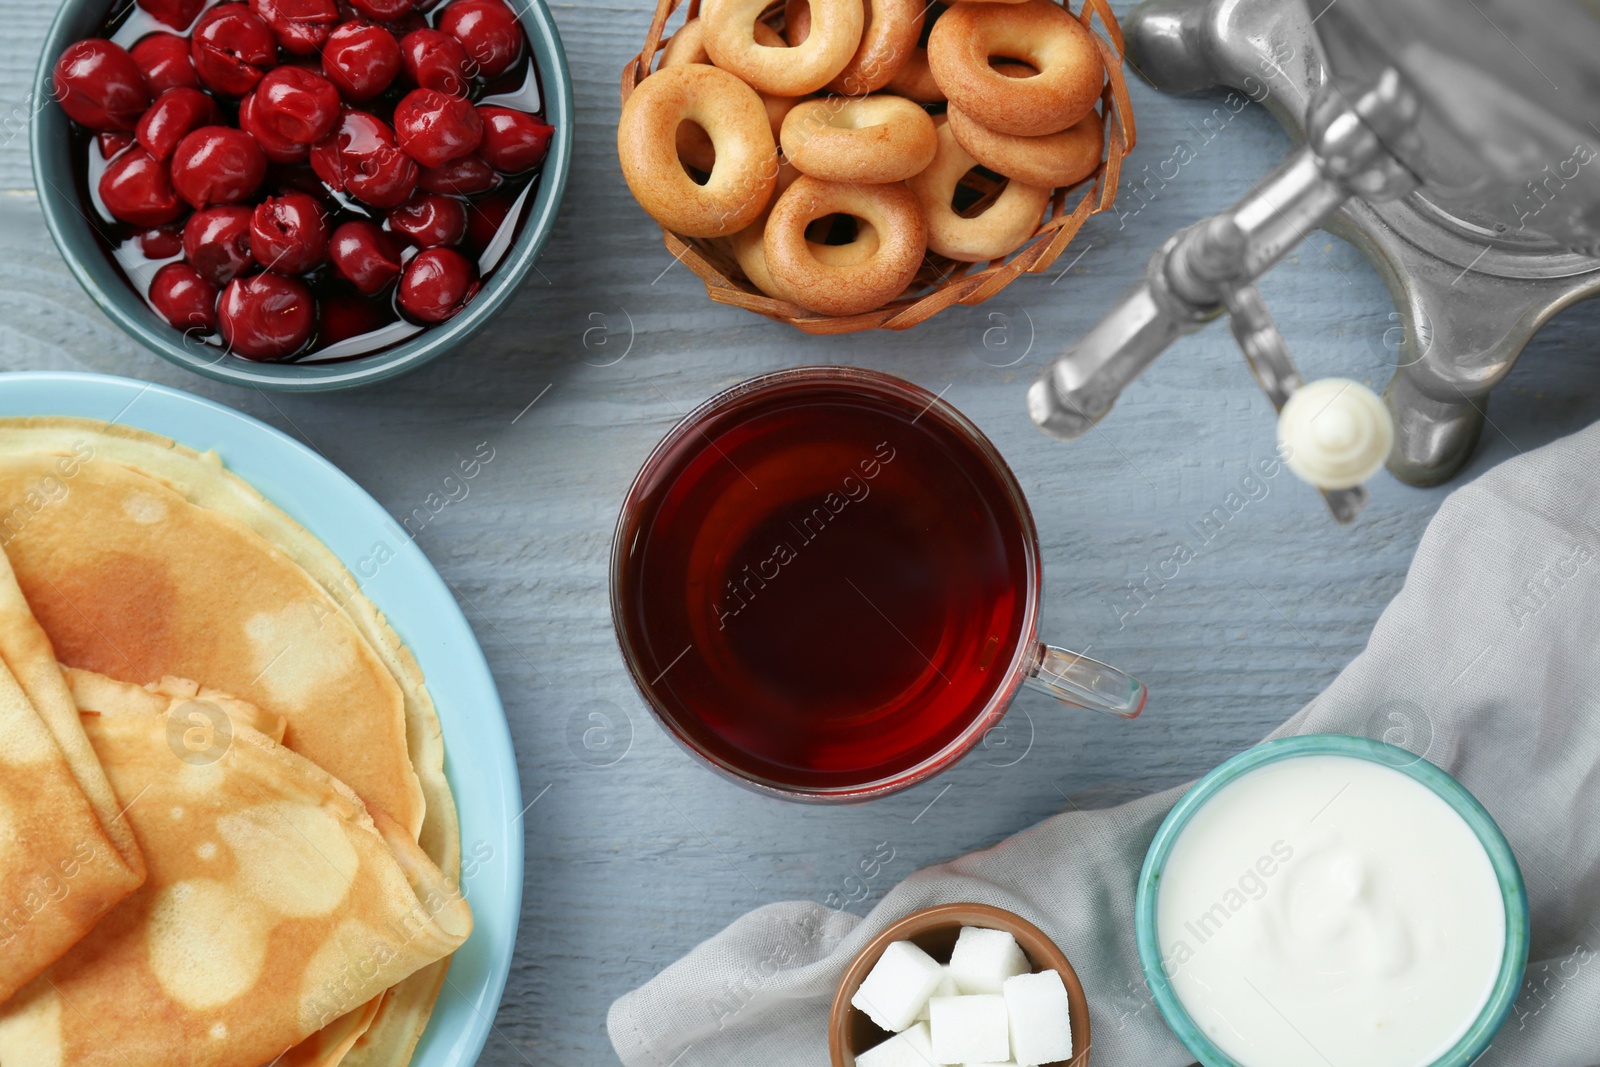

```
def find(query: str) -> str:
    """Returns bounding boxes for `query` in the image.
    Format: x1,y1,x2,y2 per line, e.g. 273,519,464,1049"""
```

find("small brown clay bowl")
829,902,1090,1067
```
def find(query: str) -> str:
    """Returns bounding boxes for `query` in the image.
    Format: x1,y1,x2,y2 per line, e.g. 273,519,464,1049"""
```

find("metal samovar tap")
1030,0,1600,520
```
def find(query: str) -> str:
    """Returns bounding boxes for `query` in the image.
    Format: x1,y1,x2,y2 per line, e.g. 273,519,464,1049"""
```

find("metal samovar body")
1029,0,1600,517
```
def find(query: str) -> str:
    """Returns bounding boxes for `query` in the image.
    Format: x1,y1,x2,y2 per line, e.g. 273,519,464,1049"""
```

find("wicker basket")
619,0,1137,334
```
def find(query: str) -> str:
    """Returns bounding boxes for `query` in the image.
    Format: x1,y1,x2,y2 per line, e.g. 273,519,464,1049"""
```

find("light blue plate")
1135,734,1529,1067
0,371,522,1066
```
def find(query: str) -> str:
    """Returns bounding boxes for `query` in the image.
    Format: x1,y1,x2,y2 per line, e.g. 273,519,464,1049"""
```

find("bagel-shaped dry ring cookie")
725,155,803,279
618,63,778,237
658,15,713,67
703,0,864,96
658,19,792,80
721,160,804,289
679,87,800,174
660,20,797,174
780,97,937,183
784,0,924,94
928,0,1104,136
725,154,804,287
732,209,881,298
886,45,943,102
906,118,1051,261
657,19,722,172
764,176,926,315
948,101,1104,187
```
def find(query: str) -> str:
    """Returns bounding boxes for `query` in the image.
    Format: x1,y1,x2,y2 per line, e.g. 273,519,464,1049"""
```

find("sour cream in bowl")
1135,735,1529,1067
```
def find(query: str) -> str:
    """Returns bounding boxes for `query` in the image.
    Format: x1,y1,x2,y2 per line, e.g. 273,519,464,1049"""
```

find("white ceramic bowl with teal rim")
1134,734,1530,1067
30,0,572,391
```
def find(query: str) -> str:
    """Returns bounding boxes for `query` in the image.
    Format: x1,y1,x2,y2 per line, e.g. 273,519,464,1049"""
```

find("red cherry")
238,89,311,163
98,130,134,159
130,33,200,94
393,88,482,168
249,0,340,54
398,246,477,322
99,148,183,226
317,292,388,345
170,126,267,207
346,0,414,19
328,219,402,293
399,29,472,95
321,22,402,101
138,223,187,258
183,205,255,285
148,261,219,331
136,88,222,162
219,273,316,359
437,0,523,79
137,0,205,30
475,106,552,174
250,192,330,273
417,154,497,194
310,110,418,208
464,188,513,253
254,67,342,144
190,4,276,96
53,39,151,131
387,192,466,247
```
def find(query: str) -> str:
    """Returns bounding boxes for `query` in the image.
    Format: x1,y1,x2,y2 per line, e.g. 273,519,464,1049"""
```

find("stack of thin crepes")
0,418,472,1067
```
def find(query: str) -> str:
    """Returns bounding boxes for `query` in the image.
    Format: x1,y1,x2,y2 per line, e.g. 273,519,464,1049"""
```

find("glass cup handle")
1023,642,1147,718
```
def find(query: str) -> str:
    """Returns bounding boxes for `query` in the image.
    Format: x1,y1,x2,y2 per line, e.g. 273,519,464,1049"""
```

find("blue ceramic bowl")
29,0,572,391
1135,734,1529,1067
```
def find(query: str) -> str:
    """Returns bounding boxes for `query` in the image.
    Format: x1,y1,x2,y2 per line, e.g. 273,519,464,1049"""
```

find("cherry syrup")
615,374,1034,793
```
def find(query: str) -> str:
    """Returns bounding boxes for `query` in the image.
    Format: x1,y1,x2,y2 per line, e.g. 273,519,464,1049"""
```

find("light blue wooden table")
2,2,1599,1061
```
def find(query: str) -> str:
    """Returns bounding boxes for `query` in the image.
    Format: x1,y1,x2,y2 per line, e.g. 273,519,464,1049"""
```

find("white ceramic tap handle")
1277,378,1394,490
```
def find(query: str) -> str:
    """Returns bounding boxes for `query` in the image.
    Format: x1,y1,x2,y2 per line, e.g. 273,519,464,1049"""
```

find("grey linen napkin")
609,422,1600,1067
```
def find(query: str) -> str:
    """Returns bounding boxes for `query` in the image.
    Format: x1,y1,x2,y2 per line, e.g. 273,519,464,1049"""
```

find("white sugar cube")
929,994,1010,1064
856,1021,936,1067
948,926,1030,995
1004,969,1073,1065
963,1062,1020,1067
913,967,958,1022
853,941,948,1033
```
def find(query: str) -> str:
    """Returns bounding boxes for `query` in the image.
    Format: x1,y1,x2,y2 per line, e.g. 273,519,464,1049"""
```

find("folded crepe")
0,672,473,1067
0,446,426,838
0,548,144,1003
277,997,386,1067
0,658,143,1004
63,667,288,743
67,670,385,1067
0,419,464,1064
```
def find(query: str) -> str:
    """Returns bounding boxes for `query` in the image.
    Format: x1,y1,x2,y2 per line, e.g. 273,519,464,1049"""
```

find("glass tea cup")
611,367,1145,802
